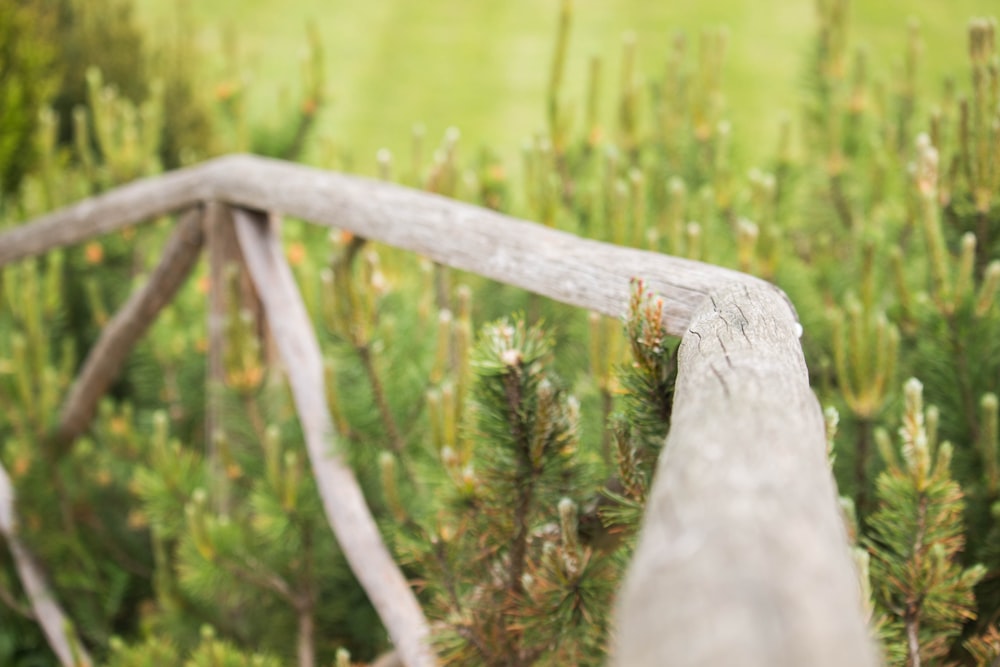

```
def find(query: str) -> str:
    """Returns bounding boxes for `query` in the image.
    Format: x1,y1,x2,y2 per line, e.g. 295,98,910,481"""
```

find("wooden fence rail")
0,154,879,667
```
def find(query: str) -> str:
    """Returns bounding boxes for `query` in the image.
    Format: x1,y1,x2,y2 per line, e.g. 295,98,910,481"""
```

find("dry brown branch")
0,463,93,667
2,155,788,337
232,207,436,667
612,282,879,667
51,208,205,452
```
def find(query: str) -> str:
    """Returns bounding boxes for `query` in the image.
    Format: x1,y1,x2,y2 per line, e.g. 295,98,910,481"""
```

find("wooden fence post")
204,201,272,511
612,283,880,667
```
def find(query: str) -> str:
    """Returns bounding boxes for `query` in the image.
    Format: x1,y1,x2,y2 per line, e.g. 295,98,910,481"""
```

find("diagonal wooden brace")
232,207,437,667
51,208,205,453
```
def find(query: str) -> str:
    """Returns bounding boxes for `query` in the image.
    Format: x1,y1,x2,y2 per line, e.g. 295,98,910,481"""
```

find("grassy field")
133,0,995,172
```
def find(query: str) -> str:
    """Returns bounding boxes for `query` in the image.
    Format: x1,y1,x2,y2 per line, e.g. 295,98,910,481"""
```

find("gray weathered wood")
1,155,874,664
0,169,212,265
204,201,269,511
612,283,879,667
1,155,788,337
232,208,436,667
0,462,93,667
205,201,237,509
53,208,204,450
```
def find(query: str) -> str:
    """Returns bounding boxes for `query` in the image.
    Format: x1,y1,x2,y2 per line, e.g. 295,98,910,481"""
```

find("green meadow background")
132,0,993,172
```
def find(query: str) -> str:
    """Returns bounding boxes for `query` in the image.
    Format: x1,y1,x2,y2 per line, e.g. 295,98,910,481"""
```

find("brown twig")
854,418,873,517
0,577,34,619
830,171,855,230
503,369,533,601
220,556,296,605
357,343,407,456
296,603,316,667
295,524,317,667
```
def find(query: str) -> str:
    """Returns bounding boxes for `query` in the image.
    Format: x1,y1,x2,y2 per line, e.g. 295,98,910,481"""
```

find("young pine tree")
417,317,617,666
866,378,986,665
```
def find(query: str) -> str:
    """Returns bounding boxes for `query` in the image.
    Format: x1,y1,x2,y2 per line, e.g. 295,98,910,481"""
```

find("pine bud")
900,378,930,488
685,222,702,260
379,452,406,523
376,148,392,181
981,393,999,494
955,233,977,303
501,348,523,367
824,405,840,462
975,261,1000,316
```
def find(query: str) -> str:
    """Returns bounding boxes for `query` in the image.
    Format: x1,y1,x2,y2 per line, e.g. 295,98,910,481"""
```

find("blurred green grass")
134,0,993,171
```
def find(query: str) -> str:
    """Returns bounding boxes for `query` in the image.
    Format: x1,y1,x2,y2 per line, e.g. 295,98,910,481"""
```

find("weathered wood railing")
0,155,880,667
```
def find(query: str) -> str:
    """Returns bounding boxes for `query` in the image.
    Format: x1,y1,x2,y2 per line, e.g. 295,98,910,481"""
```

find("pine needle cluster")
866,378,986,665
408,317,616,666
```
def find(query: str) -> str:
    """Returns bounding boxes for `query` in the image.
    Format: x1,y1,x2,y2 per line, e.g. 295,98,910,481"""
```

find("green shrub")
0,1,57,198
1,2,1000,666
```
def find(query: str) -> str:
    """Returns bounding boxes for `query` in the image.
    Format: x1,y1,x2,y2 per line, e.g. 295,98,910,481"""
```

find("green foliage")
45,0,217,173
2,0,1000,665
618,279,677,450
385,316,622,666
598,282,678,537
867,379,986,665
106,626,284,667
0,1,57,198
964,624,1000,665
2,0,327,207
49,0,150,139
444,319,594,663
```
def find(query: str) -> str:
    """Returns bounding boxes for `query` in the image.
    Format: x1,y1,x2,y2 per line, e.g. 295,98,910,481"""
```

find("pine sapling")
866,378,986,665
598,280,677,544
407,316,618,666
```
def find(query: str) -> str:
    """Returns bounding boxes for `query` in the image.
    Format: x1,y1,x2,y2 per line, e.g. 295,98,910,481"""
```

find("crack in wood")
716,334,734,368
734,304,749,327
718,310,733,335
689,328,704,353
709,363,731,398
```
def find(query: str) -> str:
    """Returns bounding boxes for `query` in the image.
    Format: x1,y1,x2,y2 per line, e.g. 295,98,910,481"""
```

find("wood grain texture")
0,463,93,667
52,208,204,451
1,155,792,337
612,283,879,667
232,208,436,667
